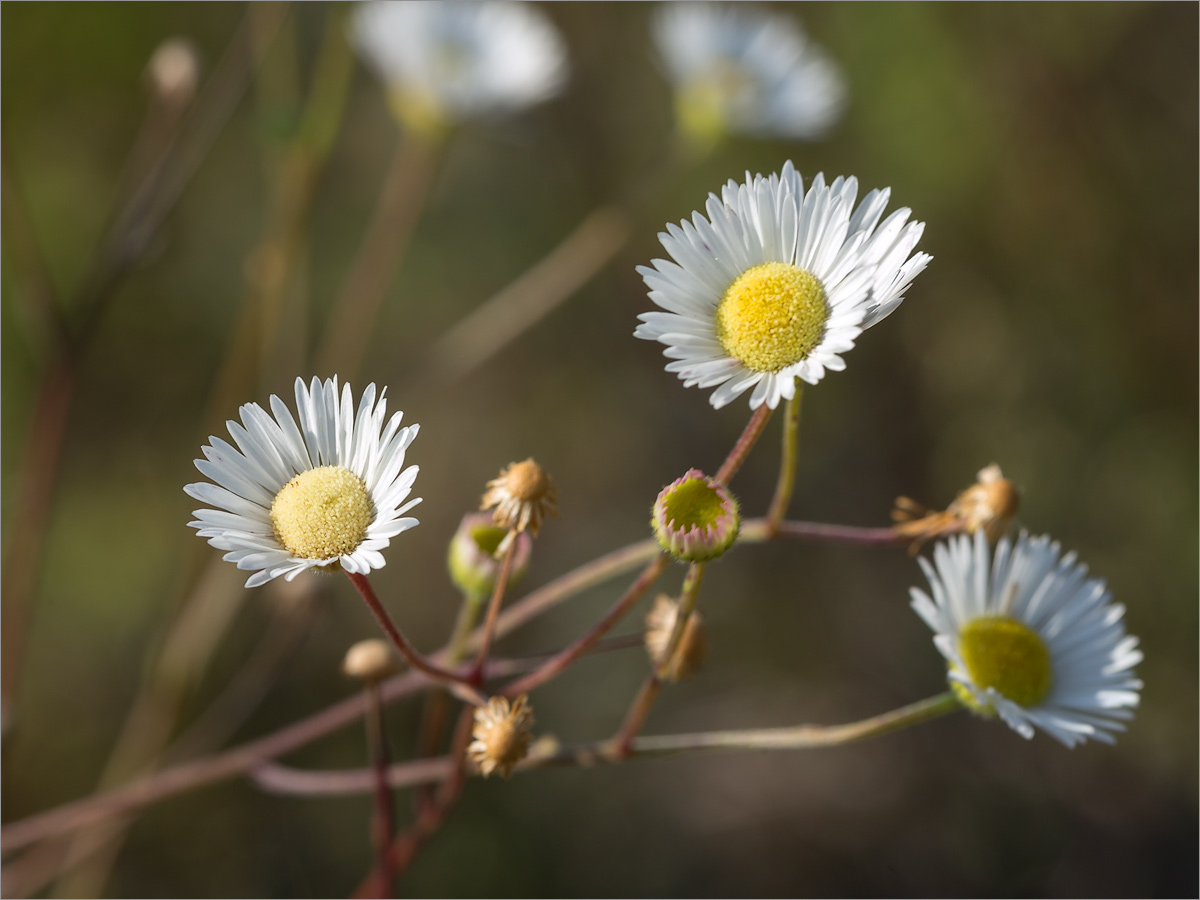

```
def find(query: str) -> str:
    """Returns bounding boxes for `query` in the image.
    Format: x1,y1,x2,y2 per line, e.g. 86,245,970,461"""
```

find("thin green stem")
766,389,802,534
249,694,963,796
715,404,773,485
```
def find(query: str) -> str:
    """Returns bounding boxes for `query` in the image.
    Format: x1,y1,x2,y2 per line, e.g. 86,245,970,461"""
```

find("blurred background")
2,2,1196,897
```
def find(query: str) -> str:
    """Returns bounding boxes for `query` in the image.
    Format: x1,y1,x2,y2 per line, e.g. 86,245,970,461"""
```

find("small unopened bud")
893,464,1020,552
447,512,532,600
645,594,709,682
651,469,740,562
481,458,558,537
468,694,534,779
145,38,201,108
342,639,400,682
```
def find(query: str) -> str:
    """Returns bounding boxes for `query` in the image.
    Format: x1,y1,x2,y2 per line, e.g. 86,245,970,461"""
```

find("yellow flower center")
714,262,829,373
955,616,1052,712
270,465,373,561
662,477,726,531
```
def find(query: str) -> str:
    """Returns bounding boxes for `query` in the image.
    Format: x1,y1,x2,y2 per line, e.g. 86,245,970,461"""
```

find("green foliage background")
3,2,1196,896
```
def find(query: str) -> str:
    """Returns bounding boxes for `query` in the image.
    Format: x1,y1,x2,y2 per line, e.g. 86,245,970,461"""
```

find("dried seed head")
645,594,709,682
342,639,400,682
447,512,533,601
651,469,740,562
481,459,558,537
950,464,1020,541
468,694,535,779
893,464,1020,552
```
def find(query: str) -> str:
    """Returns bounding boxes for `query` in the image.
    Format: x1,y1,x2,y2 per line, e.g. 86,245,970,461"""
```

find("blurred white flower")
653,3,846,142
352,1,568,132
911,531,1143,748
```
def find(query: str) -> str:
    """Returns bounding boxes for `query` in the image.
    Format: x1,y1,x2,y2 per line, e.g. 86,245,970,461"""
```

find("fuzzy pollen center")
958,617,1052,710
270,465,373,561
662,477,726,531
715,261,829,373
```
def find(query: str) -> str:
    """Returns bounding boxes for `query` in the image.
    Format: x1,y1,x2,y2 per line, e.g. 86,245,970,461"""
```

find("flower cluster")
186,158,1141,752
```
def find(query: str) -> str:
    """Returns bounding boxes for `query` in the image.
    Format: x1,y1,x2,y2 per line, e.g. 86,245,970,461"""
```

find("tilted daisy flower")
652,3,846,142
185,377,421,588
352,0,568,132
911,530,1143,748
635,161,930,410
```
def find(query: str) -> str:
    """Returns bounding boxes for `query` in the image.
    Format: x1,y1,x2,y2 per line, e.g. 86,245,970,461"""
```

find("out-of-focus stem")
714,404,773,485
766,389,802,534
315,130,442,381
412,591,484,813
502,554,668,697
610,562,706,756
48,11,347,897
0,355,75,733
425,205,631,383
364,681,395,898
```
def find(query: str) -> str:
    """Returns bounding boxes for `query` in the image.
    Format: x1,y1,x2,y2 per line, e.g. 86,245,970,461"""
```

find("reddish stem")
503,554,668,697
364,682,395,898
345,572,484,704
469,536,518,684
714,404,773,485
773,520,902,545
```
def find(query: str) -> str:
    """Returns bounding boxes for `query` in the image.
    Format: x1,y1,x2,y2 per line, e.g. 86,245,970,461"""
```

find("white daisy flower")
185,377,421,588
652,3,846,141
911,530,1143,748
635,161,930,410
352,1,568,131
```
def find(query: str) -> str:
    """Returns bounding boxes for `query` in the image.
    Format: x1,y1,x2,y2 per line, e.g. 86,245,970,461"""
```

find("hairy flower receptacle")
652,469,740,562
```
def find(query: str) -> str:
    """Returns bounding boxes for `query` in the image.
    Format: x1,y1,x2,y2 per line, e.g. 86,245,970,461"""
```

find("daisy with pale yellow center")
186,376,420,587
635,161,930,410
911,530,1142,747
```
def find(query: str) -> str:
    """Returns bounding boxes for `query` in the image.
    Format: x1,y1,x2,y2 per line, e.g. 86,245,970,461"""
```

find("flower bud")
342,639,400,682
651,469,740,562
145,38,200,108
447,512,532,601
